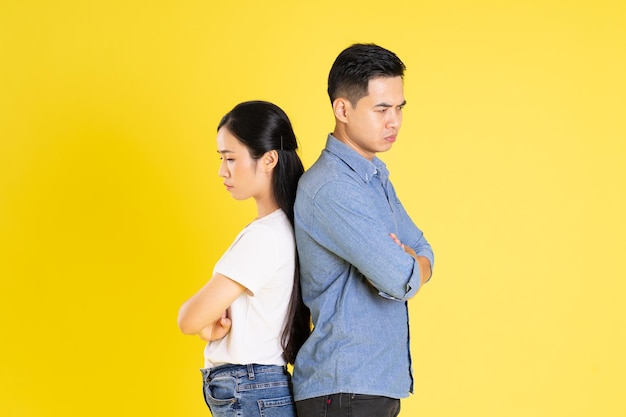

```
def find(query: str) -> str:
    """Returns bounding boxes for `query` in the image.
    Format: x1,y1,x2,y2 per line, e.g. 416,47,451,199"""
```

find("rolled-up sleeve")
311,179,427,300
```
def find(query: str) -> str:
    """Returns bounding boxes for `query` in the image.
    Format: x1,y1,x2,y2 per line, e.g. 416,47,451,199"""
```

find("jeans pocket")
203,375,237,415
258,395,296,417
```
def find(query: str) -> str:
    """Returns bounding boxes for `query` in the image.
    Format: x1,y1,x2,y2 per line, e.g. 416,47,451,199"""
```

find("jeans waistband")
201,363,288,381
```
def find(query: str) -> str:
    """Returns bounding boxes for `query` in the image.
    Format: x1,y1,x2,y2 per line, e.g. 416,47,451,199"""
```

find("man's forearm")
416,255,432,285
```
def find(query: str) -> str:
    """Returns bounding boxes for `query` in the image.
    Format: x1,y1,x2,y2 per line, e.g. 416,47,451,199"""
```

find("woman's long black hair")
217,100,310,364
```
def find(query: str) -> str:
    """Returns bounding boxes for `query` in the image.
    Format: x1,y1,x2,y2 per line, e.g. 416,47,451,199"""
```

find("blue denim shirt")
292,134,434,401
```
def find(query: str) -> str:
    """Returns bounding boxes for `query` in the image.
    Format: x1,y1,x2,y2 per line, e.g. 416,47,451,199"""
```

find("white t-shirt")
203,209,295,368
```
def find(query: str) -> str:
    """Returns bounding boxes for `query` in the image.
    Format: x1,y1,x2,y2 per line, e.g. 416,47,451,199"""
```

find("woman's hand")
178,273,245,335
198,311,232,341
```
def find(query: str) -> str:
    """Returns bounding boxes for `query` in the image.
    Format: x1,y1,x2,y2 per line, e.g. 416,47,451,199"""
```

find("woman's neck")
255,198,280,220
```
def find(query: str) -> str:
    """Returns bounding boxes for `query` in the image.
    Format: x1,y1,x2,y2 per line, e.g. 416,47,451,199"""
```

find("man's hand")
389,232,417,257
389,233,432,285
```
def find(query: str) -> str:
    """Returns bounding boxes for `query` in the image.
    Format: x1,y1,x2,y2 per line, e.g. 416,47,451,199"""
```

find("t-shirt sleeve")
214,224,278,296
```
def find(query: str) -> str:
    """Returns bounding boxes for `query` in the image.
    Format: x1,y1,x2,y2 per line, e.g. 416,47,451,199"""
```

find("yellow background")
1,1,624,416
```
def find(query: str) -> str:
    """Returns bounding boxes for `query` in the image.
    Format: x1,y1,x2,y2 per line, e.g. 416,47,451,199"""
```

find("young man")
292,43,435,417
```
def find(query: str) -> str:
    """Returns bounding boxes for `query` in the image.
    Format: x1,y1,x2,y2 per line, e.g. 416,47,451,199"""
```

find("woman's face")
216,126,271,202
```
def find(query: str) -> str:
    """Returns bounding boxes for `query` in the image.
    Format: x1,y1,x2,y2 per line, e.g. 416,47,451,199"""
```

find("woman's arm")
177,273,246,336
197,313,232,342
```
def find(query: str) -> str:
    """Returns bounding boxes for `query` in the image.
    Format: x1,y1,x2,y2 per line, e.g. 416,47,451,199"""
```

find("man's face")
343,76,405,160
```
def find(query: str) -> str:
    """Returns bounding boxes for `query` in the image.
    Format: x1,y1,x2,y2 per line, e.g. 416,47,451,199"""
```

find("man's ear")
262,150,279,172
333,98,350,123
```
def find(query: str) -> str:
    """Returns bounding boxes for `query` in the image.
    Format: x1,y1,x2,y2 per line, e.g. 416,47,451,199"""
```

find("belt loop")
247,364,255,380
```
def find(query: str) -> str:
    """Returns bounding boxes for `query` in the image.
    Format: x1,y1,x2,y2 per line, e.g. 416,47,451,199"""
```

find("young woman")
178,101,310,417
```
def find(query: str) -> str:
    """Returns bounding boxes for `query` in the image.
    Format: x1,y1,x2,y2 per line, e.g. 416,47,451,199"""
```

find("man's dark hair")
327,43,406,106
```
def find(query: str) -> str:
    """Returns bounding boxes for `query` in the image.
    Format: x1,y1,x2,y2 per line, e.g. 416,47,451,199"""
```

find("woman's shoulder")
243,210,292,241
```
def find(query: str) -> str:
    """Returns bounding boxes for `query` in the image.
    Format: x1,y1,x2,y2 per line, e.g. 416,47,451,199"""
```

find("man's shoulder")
299,155,332,189
301,151,358,187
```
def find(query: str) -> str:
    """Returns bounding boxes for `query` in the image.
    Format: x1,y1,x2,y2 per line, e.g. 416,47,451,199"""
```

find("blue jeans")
201,364,296,417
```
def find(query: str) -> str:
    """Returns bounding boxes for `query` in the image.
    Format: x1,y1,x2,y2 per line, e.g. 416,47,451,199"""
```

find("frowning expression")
342,76,405,160
216,127,271,202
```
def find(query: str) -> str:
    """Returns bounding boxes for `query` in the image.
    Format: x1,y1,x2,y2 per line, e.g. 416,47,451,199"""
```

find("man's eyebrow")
374,100,407,108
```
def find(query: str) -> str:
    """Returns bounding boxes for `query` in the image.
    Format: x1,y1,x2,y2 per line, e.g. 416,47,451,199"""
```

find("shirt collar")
324,134,389,183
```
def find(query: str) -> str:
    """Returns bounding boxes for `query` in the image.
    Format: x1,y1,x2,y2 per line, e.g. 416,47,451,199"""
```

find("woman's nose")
218,160,229,178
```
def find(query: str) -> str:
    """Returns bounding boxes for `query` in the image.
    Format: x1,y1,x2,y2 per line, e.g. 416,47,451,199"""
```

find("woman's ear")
262,150,279,172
